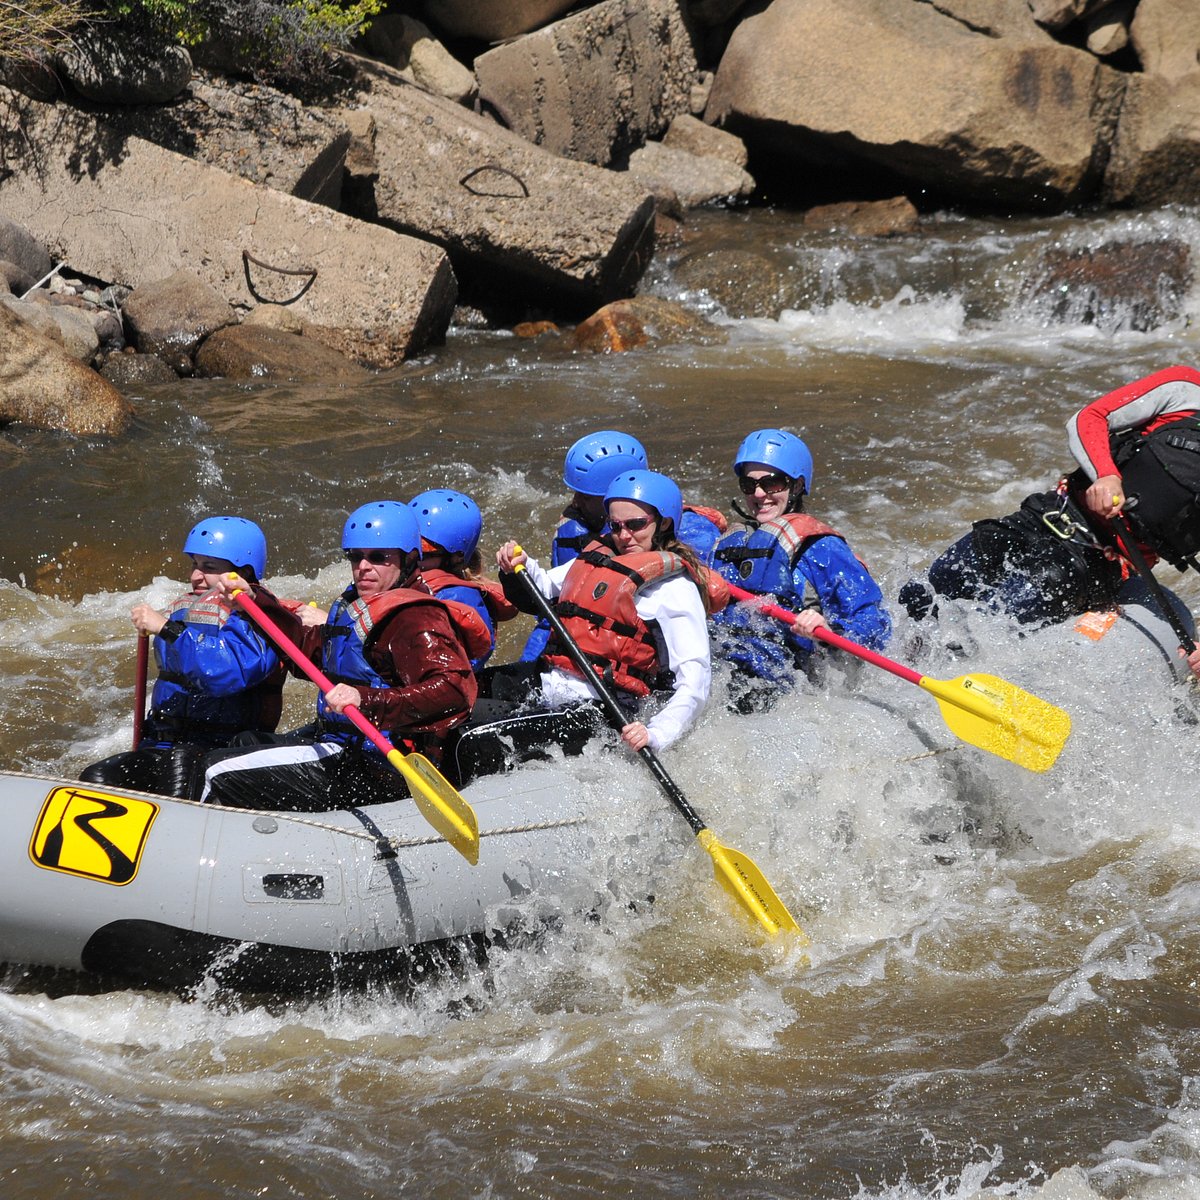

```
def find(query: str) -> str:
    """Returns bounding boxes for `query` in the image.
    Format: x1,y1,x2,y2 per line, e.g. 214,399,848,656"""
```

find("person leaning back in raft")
497,469,729,754
899,365,1200,677
710,428,892,712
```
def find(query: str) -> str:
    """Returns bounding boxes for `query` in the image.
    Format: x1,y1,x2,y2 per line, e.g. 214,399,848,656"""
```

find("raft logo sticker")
29,787,159,885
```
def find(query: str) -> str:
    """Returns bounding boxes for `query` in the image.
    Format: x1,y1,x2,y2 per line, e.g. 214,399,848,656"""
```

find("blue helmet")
604,469,683,533
183,515,267,580
563,430,649,495
342,501,420,553
733,429,814,494
408,489,482,560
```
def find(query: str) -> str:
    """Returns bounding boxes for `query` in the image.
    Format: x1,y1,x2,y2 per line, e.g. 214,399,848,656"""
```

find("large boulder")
89,75,352,208
932,0,1057,39
475,0,700,167
1130,0,1200,83
194,324,369,381
803,196,919,237
1027,0,1111,31
671,247,793,318
57,29,193,105
626,142,755,207
705,0,1126,211
1085,1,1134,59
0,217,51,284
1020,238,1193,333
0,52,62,101
662,113,748,168
0,305,131,435
342,55,656,314
1103,72,1200,206
422,0,578,41
122,271,239,366
569,295,724,352
0,295,59,342
0,294,100,361
101,352,180,390
362,14,476,104
0,94,457,367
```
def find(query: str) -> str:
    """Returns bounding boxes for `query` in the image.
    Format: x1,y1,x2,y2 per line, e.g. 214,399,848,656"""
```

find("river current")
3,205,1200,1199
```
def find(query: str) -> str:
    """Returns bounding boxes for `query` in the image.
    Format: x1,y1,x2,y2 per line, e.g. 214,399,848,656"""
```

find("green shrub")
2,0,381,90
0,0,87,60
110,1,385,84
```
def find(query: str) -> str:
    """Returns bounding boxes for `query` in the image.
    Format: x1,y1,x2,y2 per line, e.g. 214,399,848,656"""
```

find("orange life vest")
541,542,711,697
342,586,494,664
419,567,519,624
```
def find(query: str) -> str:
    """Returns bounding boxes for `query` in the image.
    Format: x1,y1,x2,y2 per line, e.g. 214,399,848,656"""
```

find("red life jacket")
419,567,519,624
347,586,494,665
541,542,706,697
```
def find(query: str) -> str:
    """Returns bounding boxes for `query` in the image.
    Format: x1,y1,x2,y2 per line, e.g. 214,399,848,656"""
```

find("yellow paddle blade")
386,749,480,865
698,829,809,942
919,672,1072,773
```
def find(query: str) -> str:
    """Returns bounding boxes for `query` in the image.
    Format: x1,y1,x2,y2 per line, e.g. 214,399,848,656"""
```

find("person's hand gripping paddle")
726,583,1072,772
511,549,804,940
231,585,480,865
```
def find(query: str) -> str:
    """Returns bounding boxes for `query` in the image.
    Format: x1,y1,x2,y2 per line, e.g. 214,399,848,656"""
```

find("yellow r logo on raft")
29,786,159,885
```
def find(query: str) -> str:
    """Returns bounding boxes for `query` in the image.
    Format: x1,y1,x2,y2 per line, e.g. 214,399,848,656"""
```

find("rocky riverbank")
2,0,1199,435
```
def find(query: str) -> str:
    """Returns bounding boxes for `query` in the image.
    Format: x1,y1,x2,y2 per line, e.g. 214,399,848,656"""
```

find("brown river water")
4,206,1200,1199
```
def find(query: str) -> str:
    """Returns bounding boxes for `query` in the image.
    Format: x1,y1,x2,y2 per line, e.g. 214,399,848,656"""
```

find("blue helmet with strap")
563,430,649,495
183,515,267,580
604,469,683,533
408,489,482,560
342,501,420,553
733,429,814,494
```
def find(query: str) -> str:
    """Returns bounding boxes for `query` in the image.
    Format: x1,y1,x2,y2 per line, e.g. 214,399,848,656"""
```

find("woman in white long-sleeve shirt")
497,469,725,753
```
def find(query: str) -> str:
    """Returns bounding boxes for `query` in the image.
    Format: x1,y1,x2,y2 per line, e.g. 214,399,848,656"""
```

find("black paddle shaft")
513,565,707,837
1118,514,1197,655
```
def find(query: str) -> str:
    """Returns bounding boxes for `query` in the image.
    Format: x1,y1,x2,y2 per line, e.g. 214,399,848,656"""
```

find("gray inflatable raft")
1039,577,1198,686
0,763,590,993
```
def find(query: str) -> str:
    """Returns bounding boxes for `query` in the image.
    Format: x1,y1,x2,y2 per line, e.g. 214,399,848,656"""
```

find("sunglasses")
344,549,398,565
738,471,792,496
607,516,655,535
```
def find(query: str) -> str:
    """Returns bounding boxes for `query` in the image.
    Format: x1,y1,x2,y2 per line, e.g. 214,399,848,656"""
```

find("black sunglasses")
607,516,655,535
738,471,792,496
344,549,398,565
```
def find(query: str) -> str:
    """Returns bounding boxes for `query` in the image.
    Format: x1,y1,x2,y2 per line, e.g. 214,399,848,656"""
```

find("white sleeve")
635,576,712,753
521,555,572,600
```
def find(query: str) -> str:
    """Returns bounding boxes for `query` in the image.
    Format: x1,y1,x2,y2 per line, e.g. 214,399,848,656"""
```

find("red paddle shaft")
231,588,393,756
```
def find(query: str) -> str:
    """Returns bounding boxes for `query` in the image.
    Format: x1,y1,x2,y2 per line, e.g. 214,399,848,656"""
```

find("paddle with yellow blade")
231,585,481,865
511,550,804,940
726,583,1071,772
